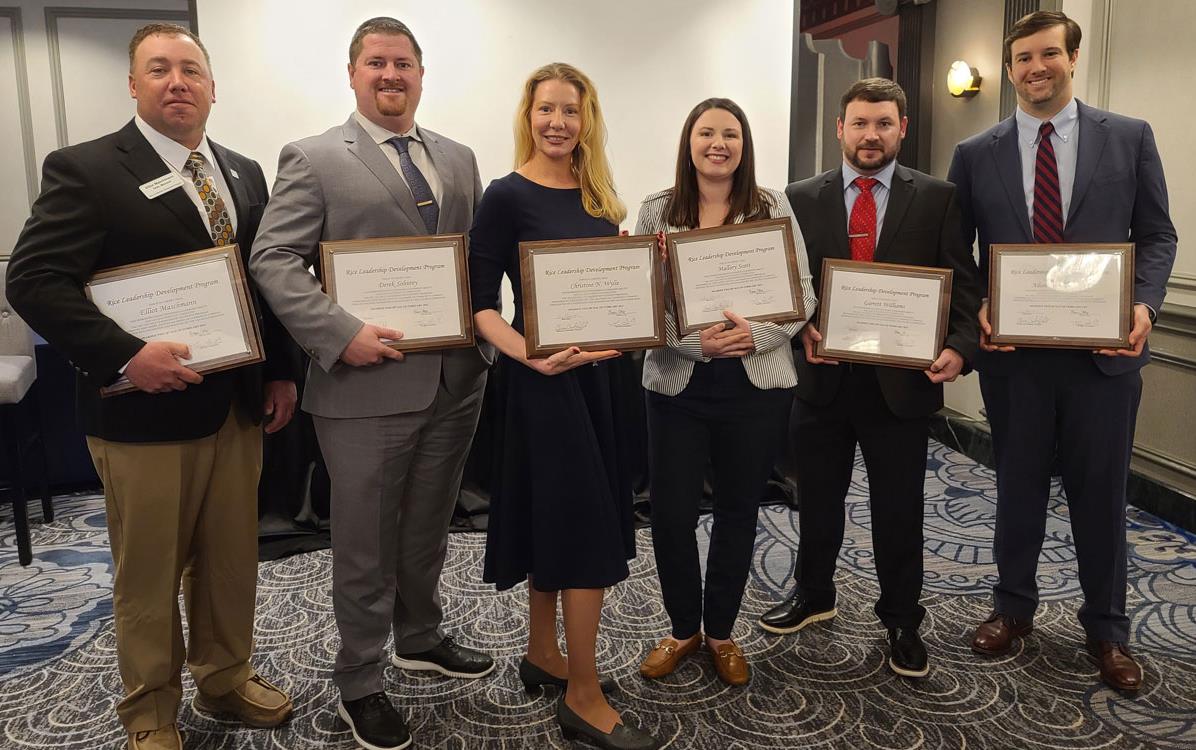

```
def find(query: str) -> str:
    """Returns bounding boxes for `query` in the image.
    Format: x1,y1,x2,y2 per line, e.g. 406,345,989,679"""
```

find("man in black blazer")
5,24,299,750
948,11,1176,691
758,78,981,677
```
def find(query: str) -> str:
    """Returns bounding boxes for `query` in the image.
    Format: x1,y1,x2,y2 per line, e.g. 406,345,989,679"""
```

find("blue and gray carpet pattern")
1,441,1194,748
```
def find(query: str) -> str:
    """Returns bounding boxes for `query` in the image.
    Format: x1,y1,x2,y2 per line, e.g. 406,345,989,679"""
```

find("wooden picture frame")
85,245,263,396
321,234,475,353
519,234,666,359
815,258,953,370
988,243,1134,349
666,217,806,336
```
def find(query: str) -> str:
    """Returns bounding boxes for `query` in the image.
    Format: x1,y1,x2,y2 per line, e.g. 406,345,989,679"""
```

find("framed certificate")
666,218,806,336
85,245,264,396
519,235,667,359
988,243,1134,349
320,234,475,353
815,259,953,369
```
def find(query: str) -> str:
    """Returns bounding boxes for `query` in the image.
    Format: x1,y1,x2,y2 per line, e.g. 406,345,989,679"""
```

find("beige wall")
1105,0,1196,309
1101,0,1196,492
928,0,1004,420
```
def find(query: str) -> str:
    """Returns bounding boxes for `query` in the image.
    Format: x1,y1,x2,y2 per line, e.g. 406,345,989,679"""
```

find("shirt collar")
354,110,421,145
841,159,896,193
134,114,216,174
1015,97,1079,145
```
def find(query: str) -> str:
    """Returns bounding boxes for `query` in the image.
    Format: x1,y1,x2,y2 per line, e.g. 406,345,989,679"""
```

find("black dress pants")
980,349,1141,642
793,365,928,630
647,359,793,641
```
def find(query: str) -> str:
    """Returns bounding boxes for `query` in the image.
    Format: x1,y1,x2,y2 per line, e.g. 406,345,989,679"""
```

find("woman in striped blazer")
636,98,817,687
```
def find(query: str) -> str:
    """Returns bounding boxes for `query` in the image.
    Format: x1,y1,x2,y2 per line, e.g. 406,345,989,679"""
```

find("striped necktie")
387,136,440,234
1032,121,1064,243
184,152,234,246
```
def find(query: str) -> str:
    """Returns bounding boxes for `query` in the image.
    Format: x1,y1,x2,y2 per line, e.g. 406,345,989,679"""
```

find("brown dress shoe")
971,612,1033,655
710,641,749,686
1086,640,1143,692
640,636,701,679
127,725,181,750
193,673,294,727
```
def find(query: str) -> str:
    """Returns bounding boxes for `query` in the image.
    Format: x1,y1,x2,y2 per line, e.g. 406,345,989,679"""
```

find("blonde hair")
514,63,626,225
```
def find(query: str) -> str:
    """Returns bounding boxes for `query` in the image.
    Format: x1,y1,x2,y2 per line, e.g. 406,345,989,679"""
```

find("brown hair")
128,23,210,72
1003,10,1081,68
513,62,626,224
349,17,423,66
839,77,907,121
665,98,770,230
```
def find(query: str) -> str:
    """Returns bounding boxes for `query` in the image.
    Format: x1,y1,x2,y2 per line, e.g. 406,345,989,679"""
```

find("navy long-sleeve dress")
468,172,637,592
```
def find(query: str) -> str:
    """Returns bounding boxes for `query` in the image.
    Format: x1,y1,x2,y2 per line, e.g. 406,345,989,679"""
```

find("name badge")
139,172,185,200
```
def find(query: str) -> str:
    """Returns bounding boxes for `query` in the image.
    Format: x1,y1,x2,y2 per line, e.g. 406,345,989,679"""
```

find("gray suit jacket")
948,100,1176,377
250,115,492,417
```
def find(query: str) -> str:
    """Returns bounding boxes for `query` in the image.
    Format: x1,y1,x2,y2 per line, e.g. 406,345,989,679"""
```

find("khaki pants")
87,406,261,732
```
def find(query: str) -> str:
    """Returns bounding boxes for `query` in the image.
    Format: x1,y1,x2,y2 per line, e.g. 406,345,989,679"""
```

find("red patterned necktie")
1032,121,1064,243
184,152,234,246
848,177,878,262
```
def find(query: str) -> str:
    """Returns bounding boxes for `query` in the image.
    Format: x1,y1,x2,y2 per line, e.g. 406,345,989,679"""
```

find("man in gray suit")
249,17,493,750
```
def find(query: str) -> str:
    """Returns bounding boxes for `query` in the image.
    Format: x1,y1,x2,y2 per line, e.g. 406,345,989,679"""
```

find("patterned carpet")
1,440,1195,749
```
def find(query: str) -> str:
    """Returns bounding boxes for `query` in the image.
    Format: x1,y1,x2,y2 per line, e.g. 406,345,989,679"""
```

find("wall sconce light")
947,60,981,97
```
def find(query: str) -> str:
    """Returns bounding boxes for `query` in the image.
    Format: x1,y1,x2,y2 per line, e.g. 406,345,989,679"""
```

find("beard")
845,141,899,173
375,90,409,117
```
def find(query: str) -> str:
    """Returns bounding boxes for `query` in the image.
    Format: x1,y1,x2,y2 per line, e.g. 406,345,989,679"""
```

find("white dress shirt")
134,114,238,234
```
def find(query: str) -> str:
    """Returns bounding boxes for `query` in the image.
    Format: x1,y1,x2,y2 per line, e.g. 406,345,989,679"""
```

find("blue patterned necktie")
387,136,439,234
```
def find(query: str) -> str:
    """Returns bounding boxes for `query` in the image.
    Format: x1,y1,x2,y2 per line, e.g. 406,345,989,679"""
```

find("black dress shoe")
519,657,617,695
337,692,412,750
758,590,837,635
557,700,661,750
888,627,929,678
391,635,495,679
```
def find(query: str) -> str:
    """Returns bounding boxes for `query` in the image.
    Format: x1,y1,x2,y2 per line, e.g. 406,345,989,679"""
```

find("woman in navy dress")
469,63,659,750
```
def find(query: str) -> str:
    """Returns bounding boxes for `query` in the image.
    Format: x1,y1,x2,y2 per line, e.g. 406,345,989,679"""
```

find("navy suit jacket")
947,100,1176,377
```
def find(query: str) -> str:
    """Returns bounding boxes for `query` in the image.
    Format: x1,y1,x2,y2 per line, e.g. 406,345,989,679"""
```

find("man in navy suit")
947,10,1176,691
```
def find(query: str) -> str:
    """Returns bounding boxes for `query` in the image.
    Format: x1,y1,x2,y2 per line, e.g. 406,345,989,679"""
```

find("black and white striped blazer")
635,187,817,397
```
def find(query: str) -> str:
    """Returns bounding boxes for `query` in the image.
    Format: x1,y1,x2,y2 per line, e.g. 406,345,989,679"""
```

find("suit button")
0,311,8,318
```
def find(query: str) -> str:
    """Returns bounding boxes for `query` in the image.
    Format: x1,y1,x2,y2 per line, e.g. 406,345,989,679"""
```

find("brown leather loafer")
127,725,181,750
711,641,749,686
1086,640,1143,692
192,673,294,728
971,612,1033,655
640,636,701,679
